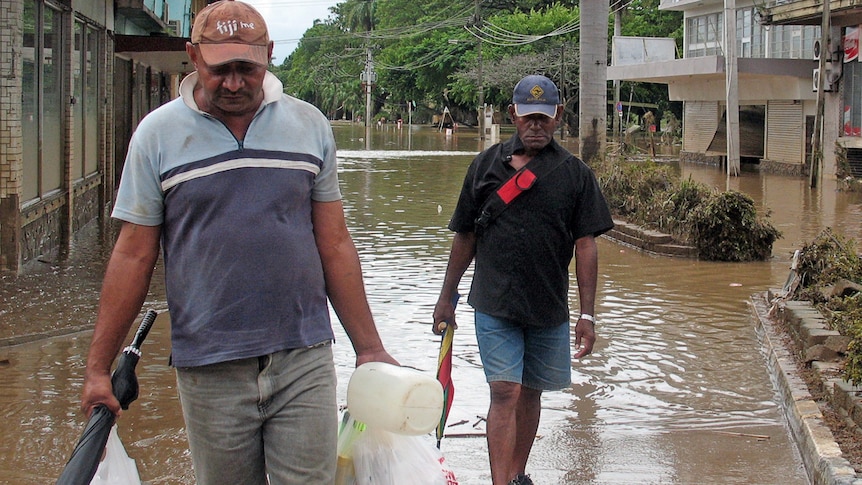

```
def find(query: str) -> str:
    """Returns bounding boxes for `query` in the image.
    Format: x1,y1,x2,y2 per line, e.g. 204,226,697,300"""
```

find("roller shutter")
765,100,804,165
683,101,719,153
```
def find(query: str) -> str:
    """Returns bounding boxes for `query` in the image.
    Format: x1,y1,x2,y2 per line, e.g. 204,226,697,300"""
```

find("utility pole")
810,0,830,188
613,5,621,145
475,0,484,141
361,46,376,149
578,0,609,163
361,47,376,129
560,43,566,140
724,0,740,177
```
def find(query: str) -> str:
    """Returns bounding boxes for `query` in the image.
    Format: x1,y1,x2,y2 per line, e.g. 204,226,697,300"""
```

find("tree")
276,20,365,120
280,0,681,127
336,0,377,33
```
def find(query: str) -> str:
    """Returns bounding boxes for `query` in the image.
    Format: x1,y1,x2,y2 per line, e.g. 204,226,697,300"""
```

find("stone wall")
760,158,806,177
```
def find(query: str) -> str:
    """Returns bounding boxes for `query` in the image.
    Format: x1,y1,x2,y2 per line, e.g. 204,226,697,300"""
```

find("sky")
243,0,340,65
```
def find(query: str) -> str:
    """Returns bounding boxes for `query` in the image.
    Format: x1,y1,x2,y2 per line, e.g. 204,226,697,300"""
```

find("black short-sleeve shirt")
449,135,614,327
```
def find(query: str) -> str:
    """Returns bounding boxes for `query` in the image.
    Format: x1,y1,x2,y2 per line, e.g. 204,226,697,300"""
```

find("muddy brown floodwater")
1,124,861,484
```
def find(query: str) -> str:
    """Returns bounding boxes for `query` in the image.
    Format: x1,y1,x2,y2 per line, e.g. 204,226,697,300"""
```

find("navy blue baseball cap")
512,75,560,118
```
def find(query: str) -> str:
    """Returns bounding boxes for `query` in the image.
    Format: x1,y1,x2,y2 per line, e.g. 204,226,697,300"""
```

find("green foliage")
593,158,780,262
451,4,581,110
334,0,377,32
689,191,780,262
594,158,673,220
654,176,713,239
846,325,862,387
275,20,367,119
790,229,862,385
620,0,683,48
793,229,862,302
837,296,862,386
280,0,680,123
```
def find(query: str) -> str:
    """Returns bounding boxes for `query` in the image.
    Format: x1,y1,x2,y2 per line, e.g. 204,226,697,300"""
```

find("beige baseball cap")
191,0,270,66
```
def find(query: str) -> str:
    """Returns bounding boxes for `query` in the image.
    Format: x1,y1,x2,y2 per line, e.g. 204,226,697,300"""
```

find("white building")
608,0,841,177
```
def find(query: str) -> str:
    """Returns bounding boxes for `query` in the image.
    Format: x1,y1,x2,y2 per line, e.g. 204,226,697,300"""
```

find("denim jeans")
176,342,337,485
474,311,572,391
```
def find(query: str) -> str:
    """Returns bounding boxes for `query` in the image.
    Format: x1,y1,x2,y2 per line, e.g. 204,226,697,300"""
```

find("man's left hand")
573,318,596,359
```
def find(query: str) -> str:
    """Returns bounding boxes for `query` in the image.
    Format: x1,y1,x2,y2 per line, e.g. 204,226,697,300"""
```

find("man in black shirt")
433,75,614,485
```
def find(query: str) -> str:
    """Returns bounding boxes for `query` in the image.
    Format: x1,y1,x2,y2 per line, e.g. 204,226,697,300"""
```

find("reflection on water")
3,124,861,483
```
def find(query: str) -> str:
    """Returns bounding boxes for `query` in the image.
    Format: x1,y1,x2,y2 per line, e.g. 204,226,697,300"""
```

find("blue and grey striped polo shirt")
113,71,339,367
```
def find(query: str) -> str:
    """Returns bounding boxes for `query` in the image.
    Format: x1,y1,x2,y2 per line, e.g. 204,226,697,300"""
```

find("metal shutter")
765,100,804,165
683,101,719,153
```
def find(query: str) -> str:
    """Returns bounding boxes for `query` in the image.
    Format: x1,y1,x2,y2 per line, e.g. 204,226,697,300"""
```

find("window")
73,21,100,180
22,0,65,202
72,22,82,180
686,13,723,58
770,25,819,59
686,9,819,60
738,8,752,58
843,39,862,138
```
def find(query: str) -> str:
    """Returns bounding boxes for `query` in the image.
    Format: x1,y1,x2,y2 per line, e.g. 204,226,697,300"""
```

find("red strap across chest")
497,168,537,204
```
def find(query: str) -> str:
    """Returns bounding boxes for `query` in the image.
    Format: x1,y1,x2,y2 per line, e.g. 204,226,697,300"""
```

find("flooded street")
2,124,862,484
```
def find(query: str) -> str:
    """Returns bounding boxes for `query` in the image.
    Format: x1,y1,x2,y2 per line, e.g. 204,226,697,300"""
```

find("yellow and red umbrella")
435,293,459,449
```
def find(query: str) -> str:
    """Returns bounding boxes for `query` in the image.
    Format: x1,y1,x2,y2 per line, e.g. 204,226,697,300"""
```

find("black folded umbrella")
56,309,158,485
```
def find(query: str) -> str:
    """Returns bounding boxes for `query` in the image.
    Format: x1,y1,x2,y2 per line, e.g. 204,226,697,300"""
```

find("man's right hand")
432,298,458,335
80,372,121,417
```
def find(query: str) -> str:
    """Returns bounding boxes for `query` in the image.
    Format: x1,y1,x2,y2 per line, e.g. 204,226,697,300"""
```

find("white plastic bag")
335,411,367,485
352,428,458,485
89,425,142,485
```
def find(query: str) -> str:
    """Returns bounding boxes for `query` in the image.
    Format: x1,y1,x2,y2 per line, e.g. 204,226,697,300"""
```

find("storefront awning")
115,35,193,75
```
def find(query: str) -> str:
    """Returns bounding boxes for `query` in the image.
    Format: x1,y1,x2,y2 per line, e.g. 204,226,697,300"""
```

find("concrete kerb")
751,292,862,485
603,219,698,258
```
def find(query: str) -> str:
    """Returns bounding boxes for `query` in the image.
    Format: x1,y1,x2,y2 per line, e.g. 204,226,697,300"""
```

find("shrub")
689,191,781,261
793,229,862,302
596,158,674,220
657,177,714,241
594,157,780,261
790,229,862,385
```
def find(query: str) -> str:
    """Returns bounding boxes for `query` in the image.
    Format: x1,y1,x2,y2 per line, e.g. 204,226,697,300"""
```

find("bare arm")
573,235,599,358
432,231,477,334
312,200,397,367
81,222,161,416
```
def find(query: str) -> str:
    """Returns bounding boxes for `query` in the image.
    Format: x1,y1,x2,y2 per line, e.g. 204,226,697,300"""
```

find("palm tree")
338,0,375,33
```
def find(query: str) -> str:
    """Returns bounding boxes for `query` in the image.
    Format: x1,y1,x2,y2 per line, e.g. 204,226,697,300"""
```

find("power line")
271,6,471,46
465,16,580,47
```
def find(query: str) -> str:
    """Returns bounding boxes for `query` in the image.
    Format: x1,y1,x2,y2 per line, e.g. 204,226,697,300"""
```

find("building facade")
0,0,193,272
608,0,831,177
763,0,862,182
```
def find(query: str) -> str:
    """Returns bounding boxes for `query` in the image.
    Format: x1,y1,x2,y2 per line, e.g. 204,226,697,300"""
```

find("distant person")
80,1,397,483
432,75,614,485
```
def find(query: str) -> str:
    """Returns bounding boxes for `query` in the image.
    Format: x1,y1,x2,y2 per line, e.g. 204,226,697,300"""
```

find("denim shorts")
474,311,572,391
175,342,337,485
